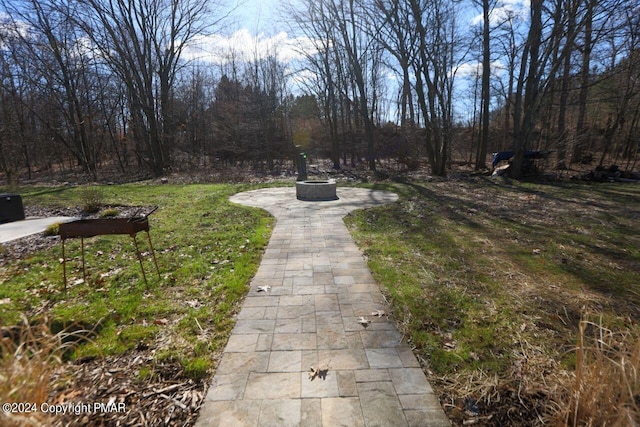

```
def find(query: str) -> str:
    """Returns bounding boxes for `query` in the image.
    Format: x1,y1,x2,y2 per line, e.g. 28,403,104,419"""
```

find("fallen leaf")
308,364,329,381
185,299,201,308
100,268,123,278
154,318,169,326
356,316,370,327
257,286,271,292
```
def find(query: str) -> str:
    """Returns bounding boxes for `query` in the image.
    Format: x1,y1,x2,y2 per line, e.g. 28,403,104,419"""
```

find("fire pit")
58,210,159,290
296,180,338,201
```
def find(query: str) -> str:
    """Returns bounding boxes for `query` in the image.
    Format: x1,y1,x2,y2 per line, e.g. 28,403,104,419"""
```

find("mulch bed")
49,351,207,427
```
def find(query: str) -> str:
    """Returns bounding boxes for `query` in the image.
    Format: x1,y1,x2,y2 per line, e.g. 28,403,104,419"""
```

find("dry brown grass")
549,318,640,426
0,317,89,426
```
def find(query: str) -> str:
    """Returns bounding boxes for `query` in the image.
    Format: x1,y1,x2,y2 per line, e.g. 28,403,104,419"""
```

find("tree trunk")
476,0,491,170
573,0,594,164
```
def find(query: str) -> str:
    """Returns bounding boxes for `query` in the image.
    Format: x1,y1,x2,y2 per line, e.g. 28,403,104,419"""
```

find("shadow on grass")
370,179,640,308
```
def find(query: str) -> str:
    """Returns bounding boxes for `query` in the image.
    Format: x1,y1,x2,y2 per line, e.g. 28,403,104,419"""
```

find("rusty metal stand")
59,210,160,290
62,233,159,290
146,231,160,279
62,239,67,291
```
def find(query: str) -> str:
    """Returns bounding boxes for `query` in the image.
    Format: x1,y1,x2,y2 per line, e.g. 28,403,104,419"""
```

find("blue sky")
234,0,282,33
189,0,530,67
184,0,531,120
183,0,309,64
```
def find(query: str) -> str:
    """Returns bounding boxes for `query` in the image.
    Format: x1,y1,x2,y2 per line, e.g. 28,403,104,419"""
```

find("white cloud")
470,0,530,27
455,60,506,78
0,12,31,41
456,62,483,78
182,28,318,64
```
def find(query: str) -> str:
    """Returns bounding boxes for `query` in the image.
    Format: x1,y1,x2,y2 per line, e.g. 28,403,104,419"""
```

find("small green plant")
98,208,119,218
79,186,104,213
182,356,211,381
43,223,60,236
137,366,155,382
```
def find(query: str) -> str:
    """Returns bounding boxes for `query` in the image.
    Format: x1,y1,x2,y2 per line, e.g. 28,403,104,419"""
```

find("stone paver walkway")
195,187,450,427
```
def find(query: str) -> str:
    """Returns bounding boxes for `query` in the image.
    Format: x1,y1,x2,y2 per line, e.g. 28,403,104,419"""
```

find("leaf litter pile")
48,350,205,426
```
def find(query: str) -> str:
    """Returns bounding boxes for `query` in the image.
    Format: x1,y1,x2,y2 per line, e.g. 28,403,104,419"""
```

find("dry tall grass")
549,318,640,426
0,317,80,426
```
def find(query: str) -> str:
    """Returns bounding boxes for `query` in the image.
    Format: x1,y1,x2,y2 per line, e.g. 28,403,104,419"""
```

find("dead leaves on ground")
356,310,387,328
356,316,371,327
48,352,206,427
308,364,330,381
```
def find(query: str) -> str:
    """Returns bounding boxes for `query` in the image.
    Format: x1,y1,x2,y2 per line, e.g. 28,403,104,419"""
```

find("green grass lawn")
0,183,274,379
345,178,640,423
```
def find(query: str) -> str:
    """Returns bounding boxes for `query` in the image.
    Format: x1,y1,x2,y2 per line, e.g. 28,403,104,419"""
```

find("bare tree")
0,0,111,179
475,0,496,170
572,0,595,164
77,0,212,176
285,0,342,168
287,0,385,171
329,0,380,170
373,0,420,164
596,3,640,167
408,0,460,176
510,0,584,178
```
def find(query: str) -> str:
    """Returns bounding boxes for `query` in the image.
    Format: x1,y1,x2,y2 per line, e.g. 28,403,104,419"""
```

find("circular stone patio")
229,186,399,217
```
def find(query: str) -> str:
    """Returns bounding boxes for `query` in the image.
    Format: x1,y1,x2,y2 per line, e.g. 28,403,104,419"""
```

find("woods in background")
0,0,639,182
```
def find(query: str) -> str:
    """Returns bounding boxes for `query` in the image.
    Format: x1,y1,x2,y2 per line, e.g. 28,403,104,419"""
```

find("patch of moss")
43,222,60,236
98,208,119,218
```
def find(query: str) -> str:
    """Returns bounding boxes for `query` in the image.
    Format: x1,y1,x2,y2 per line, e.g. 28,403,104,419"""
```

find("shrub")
79,186,104,214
